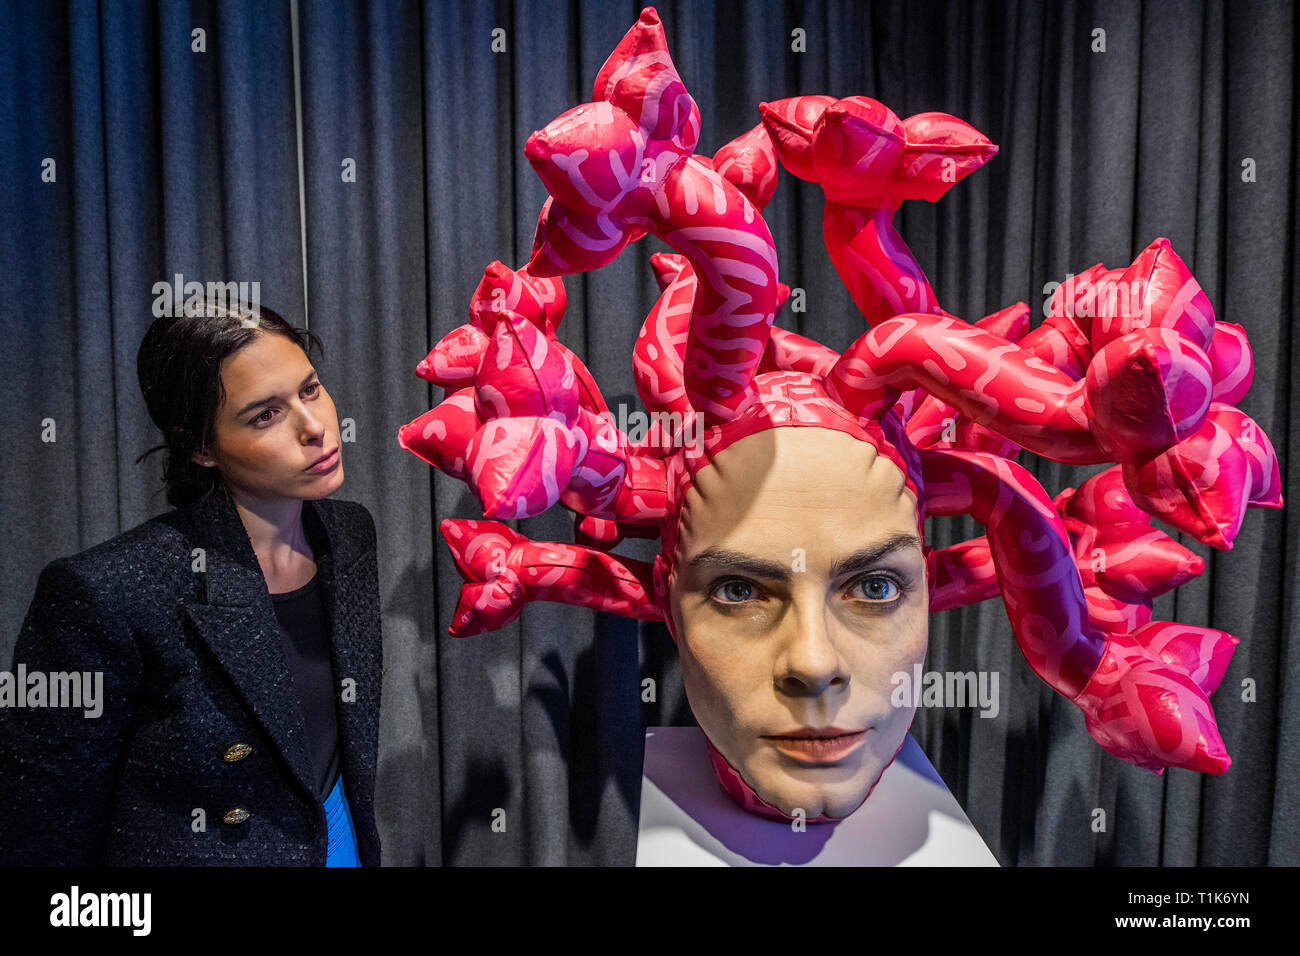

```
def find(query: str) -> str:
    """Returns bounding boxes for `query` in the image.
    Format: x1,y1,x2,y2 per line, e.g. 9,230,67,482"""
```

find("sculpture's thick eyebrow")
686,533,922,582
828,534,923,579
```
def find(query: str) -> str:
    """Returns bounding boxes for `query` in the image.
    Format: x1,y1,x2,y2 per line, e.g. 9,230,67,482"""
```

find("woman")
0,301,383,865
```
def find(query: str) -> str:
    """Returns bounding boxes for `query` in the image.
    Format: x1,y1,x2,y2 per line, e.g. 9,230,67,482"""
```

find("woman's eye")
711,579,759,605
304,382,321,397
253,409,275,425
848,574,902,603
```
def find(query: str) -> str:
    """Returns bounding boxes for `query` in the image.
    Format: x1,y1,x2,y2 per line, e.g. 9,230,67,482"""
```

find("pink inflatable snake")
399,8,1282,820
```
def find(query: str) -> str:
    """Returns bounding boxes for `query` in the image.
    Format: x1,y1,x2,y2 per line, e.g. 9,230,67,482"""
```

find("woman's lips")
306,447,340,473
762,728,867,763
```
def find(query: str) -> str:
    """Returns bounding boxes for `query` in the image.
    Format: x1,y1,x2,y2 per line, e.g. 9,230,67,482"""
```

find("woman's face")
669,426,928,820
194,331,344,501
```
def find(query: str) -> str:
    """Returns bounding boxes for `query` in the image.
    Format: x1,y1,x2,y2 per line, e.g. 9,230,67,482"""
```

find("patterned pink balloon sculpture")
399,7,1282,821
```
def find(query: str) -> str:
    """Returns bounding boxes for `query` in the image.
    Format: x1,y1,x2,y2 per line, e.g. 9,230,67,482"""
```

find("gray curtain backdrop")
1,0,1295,865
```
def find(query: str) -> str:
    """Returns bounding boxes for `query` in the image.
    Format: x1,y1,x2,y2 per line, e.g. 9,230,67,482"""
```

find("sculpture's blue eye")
849,575,901,603
712,579,757,604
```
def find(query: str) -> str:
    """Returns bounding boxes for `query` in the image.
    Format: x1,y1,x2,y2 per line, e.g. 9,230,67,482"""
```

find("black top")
270,572,341,802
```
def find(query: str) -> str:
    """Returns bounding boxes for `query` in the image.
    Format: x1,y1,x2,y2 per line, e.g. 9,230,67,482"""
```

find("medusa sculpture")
399,8,1281,823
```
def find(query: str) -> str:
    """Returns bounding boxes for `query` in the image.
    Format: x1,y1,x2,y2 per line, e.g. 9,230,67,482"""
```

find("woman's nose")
299,404,326,440
774,599,848,697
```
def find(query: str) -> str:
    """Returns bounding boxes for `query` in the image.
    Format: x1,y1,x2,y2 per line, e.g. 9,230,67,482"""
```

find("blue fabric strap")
324,774,361,867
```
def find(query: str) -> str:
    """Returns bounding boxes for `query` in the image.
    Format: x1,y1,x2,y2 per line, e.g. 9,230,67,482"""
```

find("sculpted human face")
194,332,344,502
669,426,928,820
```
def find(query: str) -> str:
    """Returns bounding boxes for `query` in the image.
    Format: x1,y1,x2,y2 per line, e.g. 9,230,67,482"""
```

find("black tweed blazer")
0,486,383,866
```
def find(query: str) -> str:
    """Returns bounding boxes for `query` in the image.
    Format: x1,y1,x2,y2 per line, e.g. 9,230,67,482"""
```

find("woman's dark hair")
136,298,324,508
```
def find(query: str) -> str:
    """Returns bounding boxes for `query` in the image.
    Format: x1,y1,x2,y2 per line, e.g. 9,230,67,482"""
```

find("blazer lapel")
302,497,377,804
178,486,316,800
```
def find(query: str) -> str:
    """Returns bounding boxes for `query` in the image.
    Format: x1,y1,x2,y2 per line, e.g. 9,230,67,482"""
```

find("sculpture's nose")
774,601,848,698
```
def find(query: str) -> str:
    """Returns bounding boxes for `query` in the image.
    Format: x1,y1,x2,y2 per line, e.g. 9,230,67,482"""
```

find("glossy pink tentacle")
821,201,941,326
1122,403,1284,548
920,447,1105,696
905,301,1031,455
646,155,778,422
760,95,997,327
638,251,798,416
525,9,776,425
468,260,568,335
830,312,1214,465
1206,322,1254,405
634,256,694,417
708,121,779,210
920,447,1232,774
760,327,840,377
561,408,671,525
440,518,662,637
926,537,998,612
416,260,608,415
397,387,480,480
415,324,491,389
573,514,662,551
1072,626,1233,774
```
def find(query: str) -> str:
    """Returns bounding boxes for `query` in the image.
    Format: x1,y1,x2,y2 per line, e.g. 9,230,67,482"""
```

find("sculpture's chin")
701,733,861,824
701,731,912,824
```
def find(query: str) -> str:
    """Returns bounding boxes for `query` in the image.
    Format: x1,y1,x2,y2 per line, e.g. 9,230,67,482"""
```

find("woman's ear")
191,449,215,467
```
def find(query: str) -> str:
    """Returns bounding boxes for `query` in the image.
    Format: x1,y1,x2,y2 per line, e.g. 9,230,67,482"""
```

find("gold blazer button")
223,807,251,825
223,743,253,763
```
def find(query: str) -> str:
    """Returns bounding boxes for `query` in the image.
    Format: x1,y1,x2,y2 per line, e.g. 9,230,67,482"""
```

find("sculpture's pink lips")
762,727,867,763
306,447,340,473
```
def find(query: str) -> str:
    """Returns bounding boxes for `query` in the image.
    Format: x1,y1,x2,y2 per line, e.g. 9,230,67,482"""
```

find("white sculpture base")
635,726,999,866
